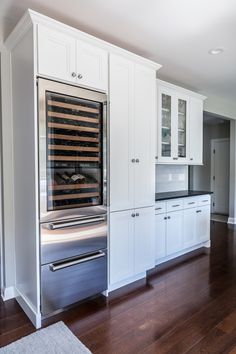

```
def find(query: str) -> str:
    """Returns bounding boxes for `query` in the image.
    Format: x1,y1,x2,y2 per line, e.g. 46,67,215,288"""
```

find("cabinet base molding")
15,288,41,329
227,217,236,225
1,286,15,301
108,272,146,293
155,241,210,266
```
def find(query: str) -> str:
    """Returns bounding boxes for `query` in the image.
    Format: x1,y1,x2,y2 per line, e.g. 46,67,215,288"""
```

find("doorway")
189,112,230,223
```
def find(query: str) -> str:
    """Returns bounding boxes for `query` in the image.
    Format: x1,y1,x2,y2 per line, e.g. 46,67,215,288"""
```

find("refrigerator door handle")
48,216,106,230
49,251,106,272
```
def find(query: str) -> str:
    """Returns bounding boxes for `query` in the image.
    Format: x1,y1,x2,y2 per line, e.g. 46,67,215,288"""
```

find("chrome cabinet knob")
190,158,193,161
78,74,83,79
131,213,135,217
131,158,136,163
71,72,76,77
135,213,139,217
135,159,140,163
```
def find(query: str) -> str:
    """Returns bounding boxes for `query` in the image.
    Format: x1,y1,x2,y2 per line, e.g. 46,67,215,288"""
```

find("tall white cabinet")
109,53,157,289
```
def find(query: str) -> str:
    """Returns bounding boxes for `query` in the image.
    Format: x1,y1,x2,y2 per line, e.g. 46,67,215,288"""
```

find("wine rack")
46,91,103,211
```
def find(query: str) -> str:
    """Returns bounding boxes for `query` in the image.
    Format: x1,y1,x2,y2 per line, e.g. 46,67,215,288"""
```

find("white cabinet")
196,205,211,243
38,25,76,83
37,25,108,91
110,207,155,286
189,97,203,164
110,54,156,212
156,80,205,165
166,210,183,255
155,195,211,263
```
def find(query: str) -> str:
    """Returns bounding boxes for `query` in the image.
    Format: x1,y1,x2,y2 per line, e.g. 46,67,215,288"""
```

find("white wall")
190,119,230,191
155,165,188,193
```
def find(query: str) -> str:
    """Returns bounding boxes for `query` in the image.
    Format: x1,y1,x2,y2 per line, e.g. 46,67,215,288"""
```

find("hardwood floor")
1,221,236,353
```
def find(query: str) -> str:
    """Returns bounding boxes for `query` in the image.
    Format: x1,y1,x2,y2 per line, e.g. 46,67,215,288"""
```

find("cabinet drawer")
167,199,183,212
184,198,198,209
155,202,166,214
198,195,211,207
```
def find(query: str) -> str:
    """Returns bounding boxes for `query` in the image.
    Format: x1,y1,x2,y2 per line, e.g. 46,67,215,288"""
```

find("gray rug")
0,321,91,353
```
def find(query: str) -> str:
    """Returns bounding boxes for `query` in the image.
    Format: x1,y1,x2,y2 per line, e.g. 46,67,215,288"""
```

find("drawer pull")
202,200,209,202
188,202,195,205
156,207,163,210
172,204,180,207
196,210,202,213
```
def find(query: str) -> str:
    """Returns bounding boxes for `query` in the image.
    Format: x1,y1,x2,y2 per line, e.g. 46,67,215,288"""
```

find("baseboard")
108,272,146,293
228,217,236,224
1,286,15,301
15,287,41,329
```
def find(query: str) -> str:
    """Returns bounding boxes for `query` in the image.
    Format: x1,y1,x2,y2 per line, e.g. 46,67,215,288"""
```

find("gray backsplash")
155,165,189,193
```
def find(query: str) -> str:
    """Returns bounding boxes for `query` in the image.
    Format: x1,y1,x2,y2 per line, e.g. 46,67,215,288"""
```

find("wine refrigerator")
38,78,108,315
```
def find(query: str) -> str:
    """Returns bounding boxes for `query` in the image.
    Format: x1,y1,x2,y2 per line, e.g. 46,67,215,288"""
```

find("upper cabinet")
109,54,156,212
37,24,108,91
156,80,206,165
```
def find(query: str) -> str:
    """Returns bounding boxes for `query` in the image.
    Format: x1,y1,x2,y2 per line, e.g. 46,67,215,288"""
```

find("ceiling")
0,0,236,106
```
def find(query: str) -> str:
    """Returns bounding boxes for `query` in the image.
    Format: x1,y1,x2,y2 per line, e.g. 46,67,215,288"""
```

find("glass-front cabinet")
157,85,189,164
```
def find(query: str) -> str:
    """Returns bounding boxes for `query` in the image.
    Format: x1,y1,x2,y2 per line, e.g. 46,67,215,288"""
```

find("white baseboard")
1,286,15,301
108,272,146,293
228,217,236,224
15,287,41,329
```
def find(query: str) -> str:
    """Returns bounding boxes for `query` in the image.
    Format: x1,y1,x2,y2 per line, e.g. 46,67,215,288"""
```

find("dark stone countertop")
155,190,213,202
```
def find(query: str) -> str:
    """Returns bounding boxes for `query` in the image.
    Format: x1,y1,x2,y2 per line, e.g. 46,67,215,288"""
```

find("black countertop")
155,190,213,202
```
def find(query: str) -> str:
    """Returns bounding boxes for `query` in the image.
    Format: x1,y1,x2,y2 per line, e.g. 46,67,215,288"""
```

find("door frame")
210,138,230,214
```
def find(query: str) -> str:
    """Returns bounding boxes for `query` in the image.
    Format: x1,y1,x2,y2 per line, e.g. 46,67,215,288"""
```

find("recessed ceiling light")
208,47,224,55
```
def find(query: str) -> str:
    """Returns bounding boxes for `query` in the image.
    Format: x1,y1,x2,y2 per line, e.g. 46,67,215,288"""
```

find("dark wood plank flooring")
1,221,236,353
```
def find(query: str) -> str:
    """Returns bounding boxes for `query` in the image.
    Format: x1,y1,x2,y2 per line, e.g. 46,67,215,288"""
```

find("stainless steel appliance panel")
41,215,107,265
41,250,107,315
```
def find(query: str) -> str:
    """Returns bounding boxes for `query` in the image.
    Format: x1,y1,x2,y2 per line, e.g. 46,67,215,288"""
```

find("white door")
166,210,183,255
37,25,76,83
196,205,210,243
134,64,156,208
183,207,197,249
109,54,135,212
211,139,230,214
109,210,134,285
155,213,167,260
134,207,155,274
189,97,203,164
76,40,108,91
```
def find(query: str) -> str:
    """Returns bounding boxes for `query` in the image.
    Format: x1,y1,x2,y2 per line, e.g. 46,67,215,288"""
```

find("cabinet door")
109,54,135,212
196,205,210,243
110,210,134,285
37,25,76,83
166,210,183,255
176,94,189,163
183,207,197,249
189,97,203,164
155,213,166,260
76,40,108,91
157,87,174,163
134,207,155,274
134,64,156,208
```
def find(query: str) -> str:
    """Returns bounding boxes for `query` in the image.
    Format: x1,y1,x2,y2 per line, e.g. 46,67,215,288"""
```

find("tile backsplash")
155,165,188,193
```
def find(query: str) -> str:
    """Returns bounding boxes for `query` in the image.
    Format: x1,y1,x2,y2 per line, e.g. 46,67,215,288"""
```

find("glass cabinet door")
161,93,172,158
178,98,187,159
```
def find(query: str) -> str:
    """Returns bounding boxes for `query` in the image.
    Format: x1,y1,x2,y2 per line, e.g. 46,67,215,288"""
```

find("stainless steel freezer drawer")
41,249,107,316
41,214,107,265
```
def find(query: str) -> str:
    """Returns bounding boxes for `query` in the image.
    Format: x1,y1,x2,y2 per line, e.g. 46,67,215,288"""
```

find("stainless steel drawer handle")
49,251,106,272
188,202,195,205
48,216,105,230
173,157,178,160
156,207,162,210
196,210,202,213
202,200,208,202
172,204,180,207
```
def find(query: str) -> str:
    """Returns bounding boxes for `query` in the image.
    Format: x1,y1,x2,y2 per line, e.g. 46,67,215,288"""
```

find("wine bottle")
54,173,66,185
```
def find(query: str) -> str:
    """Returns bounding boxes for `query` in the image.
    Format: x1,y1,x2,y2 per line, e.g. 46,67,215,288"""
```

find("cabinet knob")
135,213,139,217
190,158,193,161
131,158,136,163
131,213,136,217
78,74,83,79
71,72,76,77
135,159,140,163
155,156,158,160
164,216,167,220
168,216,171,219
173,157,178,160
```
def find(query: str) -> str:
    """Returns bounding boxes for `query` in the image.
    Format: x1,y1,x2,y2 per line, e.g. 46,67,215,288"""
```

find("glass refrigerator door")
46,91,103,211
161,93,172,158
178,98,187,158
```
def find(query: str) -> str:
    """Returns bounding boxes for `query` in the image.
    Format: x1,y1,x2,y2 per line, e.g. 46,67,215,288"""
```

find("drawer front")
184,197,198,209
198,195,211,207
167,199,183,212
155,202,166,215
